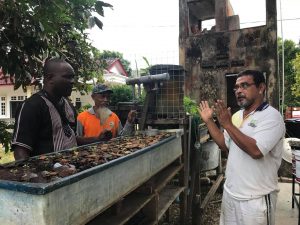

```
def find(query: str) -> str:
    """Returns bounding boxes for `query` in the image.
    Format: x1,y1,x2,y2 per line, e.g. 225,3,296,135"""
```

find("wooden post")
143,195,159,224
139,90,154,130
179,118,190,225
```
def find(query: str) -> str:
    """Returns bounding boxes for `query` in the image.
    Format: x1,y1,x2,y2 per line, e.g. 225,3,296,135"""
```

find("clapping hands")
214,100,232,128
198,100,232,128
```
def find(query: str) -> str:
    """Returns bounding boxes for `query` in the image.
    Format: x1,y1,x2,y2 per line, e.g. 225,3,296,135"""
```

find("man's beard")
237,98,254,109
95,106,112,125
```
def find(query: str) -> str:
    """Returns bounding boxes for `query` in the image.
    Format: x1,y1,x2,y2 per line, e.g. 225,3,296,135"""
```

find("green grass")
0,146,14,164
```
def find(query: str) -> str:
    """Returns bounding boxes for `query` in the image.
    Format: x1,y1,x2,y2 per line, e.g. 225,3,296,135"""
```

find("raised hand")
214,100,232,128
198,101,214,123
127,110,137,124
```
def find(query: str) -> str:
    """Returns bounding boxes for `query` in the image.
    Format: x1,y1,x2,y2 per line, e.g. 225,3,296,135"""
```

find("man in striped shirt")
12,58,78,160
12,58,109,160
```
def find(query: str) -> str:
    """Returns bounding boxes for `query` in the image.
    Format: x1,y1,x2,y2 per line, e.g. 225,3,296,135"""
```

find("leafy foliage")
0,0,112,92
278,38,300,108
140,57,151,76
292,53,300,99
99,50,132,77
78,103,93,114
183,96,199,117
109,85,133,106
136,89,146,105
183,96,201,147
0,121,14,153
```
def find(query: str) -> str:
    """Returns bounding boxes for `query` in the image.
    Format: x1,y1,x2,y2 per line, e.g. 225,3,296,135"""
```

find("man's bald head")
42,58,75,98
43,58,71,79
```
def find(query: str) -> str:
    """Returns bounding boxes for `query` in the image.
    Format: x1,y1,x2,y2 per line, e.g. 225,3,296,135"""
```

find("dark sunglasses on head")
233,82,256,92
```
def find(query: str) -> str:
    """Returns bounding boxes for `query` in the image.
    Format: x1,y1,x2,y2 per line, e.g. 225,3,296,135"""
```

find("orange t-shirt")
77,110,120,138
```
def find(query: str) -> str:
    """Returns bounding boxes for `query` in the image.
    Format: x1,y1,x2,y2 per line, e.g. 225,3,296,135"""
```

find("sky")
88,0,300,70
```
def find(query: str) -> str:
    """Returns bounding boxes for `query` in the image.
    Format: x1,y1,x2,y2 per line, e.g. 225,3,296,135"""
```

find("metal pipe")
126,73,170,85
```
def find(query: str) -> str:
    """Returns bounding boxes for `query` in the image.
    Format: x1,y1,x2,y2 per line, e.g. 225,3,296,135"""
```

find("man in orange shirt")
77,84,136,141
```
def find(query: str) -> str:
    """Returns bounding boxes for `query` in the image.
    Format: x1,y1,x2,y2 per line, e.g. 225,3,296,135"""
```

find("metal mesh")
148,64,185,120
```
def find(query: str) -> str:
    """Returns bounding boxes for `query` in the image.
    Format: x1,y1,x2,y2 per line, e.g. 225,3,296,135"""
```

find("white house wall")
0,85,35,119
109,66,119,74
70,91,94,108
103,73,126,85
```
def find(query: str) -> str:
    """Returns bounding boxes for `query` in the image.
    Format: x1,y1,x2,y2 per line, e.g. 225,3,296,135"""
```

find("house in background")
103,58,129,85
70,58,129,108
105,58,128,77
0,58,129,119
0,69,37,120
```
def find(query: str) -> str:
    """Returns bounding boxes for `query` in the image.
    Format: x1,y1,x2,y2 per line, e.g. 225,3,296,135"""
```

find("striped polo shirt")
12,91,77,156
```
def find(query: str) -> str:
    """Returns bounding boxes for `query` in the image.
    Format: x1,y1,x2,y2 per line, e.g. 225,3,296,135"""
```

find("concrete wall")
179,0,278,110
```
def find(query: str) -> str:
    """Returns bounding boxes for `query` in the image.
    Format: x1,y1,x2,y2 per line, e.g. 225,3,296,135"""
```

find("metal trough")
0,130,183,225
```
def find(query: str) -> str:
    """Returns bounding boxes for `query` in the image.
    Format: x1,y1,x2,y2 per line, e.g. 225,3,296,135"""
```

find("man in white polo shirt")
198,70,285,225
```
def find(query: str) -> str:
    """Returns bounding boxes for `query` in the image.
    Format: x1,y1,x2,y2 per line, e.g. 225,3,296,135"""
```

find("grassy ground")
0,145,14,164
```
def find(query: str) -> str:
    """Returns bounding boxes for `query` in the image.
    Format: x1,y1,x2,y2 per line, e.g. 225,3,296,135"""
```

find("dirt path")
159,193,222,225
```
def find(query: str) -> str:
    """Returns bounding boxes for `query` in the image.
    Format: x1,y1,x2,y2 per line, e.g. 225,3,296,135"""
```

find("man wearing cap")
77,84,136,140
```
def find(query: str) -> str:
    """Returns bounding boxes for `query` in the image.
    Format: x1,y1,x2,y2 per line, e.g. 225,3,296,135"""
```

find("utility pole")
279,0,285,115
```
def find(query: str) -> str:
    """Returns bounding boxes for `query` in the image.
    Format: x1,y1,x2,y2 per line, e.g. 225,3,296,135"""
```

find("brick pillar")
215,0,227,32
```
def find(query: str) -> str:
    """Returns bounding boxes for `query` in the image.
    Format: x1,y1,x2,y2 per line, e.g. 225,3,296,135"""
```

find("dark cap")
92,84,113,94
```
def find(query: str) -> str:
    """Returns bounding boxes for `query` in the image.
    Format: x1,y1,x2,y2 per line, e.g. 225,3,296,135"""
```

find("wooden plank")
134,179,155,195
142,195,158,223
87,193,155,225
180,124,189,225
139,91,154,130
200,174,224,211
134,163,183,195
165,208,170,222
187,136,198,220
157,186,185,221
138,219,156,225
152,164,184,193
146,119,188,125
191,175,201,225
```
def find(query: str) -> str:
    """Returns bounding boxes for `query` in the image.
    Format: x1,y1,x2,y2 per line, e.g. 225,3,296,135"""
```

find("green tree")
0,121,13,153
292,53,300,99
140,56,151,76
0,0,112,92
99,50,132,77
109,85,133,106
278,38,300,108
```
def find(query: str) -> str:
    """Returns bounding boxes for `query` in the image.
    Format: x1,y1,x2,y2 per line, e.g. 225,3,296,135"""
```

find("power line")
240,17,300,25
197,17,300,26
104,17,300,28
